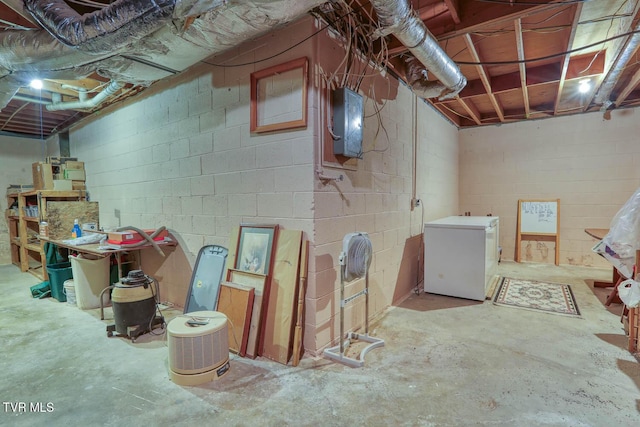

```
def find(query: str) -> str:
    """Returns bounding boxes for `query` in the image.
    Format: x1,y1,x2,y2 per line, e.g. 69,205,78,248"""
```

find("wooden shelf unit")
5,193,20,267
6,190,86,281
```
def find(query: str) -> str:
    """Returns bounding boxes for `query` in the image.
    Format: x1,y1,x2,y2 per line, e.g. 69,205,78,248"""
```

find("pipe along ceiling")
0,0,466,118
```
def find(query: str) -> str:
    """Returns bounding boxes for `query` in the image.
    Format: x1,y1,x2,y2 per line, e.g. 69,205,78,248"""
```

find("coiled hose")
115,225,167,257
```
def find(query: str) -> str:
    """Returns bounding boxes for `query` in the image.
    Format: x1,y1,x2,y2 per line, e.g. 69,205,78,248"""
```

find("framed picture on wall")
250,57,308,133
235,225,278,275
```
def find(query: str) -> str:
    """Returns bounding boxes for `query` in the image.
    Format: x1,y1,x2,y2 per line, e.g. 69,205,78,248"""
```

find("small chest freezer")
424,216,499,301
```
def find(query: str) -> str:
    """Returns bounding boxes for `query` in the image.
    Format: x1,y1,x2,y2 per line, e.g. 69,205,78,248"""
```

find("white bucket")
70,254,110,309
63,279,76,306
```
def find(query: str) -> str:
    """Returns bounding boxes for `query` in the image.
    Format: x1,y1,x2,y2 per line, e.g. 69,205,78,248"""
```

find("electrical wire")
439,101,474,122
148,275,166,337
521,7,572,26
579,13,632,25
579,0,630,75
361,88,390,154
455,28,640,65
345,234,372,280
0,19,33,31
203,1,368,68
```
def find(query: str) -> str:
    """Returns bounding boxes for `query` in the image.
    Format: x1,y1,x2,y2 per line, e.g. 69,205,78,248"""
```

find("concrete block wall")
59,17,452,355
309,29,460,353
459,109,640,267
69,18,317,307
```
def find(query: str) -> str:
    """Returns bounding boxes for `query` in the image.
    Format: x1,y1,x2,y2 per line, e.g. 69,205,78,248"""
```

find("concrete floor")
1,261,638,426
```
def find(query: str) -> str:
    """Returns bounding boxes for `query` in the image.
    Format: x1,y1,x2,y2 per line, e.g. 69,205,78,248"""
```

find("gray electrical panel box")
332,87,363,158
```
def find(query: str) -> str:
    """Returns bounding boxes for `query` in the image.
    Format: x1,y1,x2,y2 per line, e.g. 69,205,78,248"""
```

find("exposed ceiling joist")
615,67,640,106
0,0,38,27
463,33,505,122
457,95,482,125
4,0,640,137
443,0,460,25
554,3,583,115
514,18,530,117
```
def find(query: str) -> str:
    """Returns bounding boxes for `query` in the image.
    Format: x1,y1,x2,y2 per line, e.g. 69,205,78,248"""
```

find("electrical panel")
332,87,363,158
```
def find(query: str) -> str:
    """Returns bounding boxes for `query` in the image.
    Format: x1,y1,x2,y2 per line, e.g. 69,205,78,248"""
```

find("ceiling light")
578,79,591,94
30,79,43,90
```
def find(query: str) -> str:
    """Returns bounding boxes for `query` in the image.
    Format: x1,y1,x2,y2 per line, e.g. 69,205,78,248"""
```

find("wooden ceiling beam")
443,0,460,25
448,51,602,100
515,18,530,117
463,33,504,122
614,67,640,107
456,96,482,125
553,3,583,115
387,0,563,56
417,2,449,22
0,1,38,27
431,101,462,127
438,0,563,40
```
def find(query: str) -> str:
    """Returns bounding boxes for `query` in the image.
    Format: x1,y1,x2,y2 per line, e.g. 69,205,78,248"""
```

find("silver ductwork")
594,23,640,110
24,0,176,55
1,0,464,117
370,0,466,100
0,0,327,112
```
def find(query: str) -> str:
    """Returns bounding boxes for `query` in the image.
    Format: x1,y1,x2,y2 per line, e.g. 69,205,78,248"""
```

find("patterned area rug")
493,277,581,317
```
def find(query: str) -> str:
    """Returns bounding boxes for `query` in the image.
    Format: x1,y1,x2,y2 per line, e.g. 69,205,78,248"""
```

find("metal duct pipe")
46,81,124,111
370,0,466,99
24,0,176,55
594,22,640,110
0,0,327,113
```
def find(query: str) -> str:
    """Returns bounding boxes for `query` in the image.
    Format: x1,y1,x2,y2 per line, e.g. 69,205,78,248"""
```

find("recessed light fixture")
578,79,591,94
30,79,43,90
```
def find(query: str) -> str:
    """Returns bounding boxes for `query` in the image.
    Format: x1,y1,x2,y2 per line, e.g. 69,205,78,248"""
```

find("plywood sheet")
217,282,254,356
292,239,308,367
224,226,239,280
228,269,266,359
46,201,99,240
261,229,302,364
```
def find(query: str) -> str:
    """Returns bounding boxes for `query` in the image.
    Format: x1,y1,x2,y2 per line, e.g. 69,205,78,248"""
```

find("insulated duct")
0,0,328,113
594,22,640,111
24,0,177,55
370,0,466,100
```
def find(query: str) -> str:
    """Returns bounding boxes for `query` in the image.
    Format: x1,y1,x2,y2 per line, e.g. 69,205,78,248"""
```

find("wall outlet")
411,198,421,208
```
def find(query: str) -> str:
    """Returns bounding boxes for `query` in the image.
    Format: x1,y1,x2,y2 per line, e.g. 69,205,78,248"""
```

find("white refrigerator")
423,216,499,301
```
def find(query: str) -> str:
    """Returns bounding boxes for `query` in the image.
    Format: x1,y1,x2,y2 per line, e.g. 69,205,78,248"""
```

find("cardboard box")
6,184,34,195
63,169,86,181
108,229,169,244
32,162,53,190
72,181,86,190
64,161,84,170
53,179,73,191
46,156,77,165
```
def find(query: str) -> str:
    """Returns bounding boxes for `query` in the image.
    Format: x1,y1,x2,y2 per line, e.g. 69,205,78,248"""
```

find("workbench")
41,235,175,281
